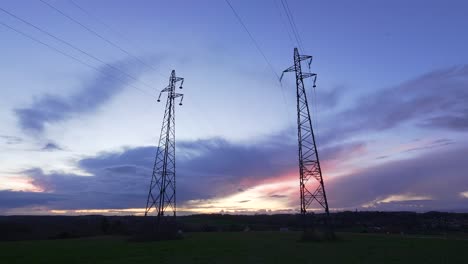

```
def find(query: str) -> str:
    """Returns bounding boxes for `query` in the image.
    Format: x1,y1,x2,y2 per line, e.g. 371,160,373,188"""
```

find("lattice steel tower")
145,70,184,232
281,48,330,224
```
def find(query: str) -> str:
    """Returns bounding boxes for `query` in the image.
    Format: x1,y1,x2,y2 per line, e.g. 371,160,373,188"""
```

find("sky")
0,0,467,215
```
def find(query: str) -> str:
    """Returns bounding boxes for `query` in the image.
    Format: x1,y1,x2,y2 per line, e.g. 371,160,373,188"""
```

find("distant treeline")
1,211,467,241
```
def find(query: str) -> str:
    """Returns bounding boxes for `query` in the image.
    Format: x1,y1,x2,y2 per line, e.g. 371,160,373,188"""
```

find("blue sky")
0,0,467,215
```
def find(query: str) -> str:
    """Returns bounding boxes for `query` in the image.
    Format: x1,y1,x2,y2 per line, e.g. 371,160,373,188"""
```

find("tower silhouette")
281,48,330,229
145,70,184,233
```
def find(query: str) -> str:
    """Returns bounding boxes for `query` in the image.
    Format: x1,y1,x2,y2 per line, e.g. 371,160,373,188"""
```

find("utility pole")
281,48,331,231
145,70,184,234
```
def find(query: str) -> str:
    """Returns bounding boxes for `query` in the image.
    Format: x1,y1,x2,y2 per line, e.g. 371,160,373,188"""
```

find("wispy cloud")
0,135,23,145
14,58,147,134
41,142,63,151
327,145,468,211
321,65,468,144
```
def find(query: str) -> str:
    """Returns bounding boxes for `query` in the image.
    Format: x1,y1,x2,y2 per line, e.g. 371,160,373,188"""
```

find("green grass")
0,232,466,264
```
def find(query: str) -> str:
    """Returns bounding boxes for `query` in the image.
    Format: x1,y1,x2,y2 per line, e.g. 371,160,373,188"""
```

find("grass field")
1,232,467,264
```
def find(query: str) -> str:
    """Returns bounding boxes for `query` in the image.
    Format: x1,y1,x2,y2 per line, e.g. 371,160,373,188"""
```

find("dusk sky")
1,0,467,215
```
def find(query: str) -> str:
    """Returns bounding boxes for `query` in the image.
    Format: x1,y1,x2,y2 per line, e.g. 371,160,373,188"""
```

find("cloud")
41,142,63,151
1,128,466,213
327,145,468,211
0,135,23,145
3,130,361,211
315,85,345,111
420,108,468,131
0,190,62,209
320,141,366,161
14,58,147,134
403,138,454,153
270,194,287,199
321,65,468,144
176,137,296,197
5,60,468,211
14,168,147,210
375,155,389,160
0,135,294,210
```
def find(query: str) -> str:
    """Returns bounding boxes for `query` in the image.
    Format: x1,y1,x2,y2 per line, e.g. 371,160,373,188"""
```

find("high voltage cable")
224,0,281,82
224,0,296,127
68,0,173,69
0,20,155,98
70,0,284,134
282,0,321,137
63,0,216,135
273,0,301,126
39,0,167,78
274,0,295,49
282,0,320,134
66,1,216,136
68,0,133,45
280,0,304,53
68,0,183,85
283,0,305,52
278,0,321,133
1,3,212,144
0,6,157,92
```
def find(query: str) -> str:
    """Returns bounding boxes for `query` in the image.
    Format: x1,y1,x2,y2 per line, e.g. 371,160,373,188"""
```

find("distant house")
279,227,289,232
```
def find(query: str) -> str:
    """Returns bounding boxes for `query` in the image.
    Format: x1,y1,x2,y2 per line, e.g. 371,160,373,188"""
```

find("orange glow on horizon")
18,163,350,216
50,208,152,216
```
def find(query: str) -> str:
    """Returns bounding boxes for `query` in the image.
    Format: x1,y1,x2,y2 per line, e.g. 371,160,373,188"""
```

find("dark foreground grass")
0,232,466,264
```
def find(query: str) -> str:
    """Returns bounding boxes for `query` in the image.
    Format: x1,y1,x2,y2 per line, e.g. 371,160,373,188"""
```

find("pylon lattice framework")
281,48,330,219
145,70,184,232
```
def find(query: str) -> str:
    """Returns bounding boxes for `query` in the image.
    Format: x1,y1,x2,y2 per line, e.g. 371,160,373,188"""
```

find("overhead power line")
68,0,129,42
66,0,216,135
224,0,281,82
39,0,166,78
67,0,177,79
68,0,142,54
0,20,154,98
280,0,304,53
224,0,295,126
1,2,213,144
0,6,156,92
274,0,295,48
279,0,321,136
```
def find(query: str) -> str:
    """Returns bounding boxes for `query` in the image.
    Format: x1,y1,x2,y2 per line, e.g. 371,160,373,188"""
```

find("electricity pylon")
145,70,184,233
281,48,330,230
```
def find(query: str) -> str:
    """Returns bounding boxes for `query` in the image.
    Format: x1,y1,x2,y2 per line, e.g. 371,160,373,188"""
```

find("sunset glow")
0,176,43,192
0,0,467,215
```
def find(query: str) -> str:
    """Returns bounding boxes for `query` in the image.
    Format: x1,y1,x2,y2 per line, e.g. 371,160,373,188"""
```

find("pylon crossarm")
174,93,184,105
174,77,184,88
298,54,312,61
157,87,170,102
301,72,317,79
280,65,296,81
